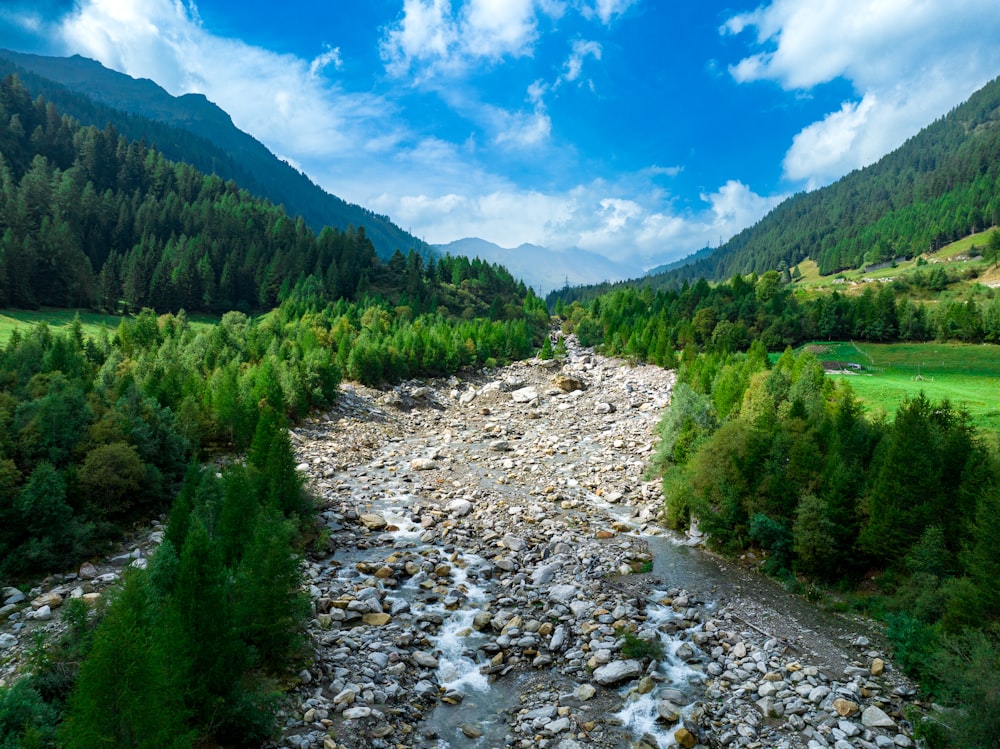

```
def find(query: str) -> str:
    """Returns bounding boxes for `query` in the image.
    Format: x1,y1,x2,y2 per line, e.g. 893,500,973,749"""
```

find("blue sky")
3,1,1000,273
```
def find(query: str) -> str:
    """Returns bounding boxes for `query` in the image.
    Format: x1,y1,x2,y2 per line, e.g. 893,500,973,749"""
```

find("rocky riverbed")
277,337,919,749
0,337,920,749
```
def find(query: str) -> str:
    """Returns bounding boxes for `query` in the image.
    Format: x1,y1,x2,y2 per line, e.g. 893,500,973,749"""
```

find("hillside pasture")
802,341,1000,437
0,308,217,346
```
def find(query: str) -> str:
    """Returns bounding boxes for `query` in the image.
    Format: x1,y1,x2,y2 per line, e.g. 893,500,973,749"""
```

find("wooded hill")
0,72,533,317
551,74,1000,304
0,49,431,261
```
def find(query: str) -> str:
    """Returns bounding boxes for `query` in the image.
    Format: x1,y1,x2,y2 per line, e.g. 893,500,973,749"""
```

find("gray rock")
593,659,643,686
512,386,539,403
549,584,578,604
862,705,896,728
0,633,16,649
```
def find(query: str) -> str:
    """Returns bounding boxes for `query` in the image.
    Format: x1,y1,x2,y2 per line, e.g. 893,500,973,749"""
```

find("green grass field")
802,341,1000,437
0,308,218,346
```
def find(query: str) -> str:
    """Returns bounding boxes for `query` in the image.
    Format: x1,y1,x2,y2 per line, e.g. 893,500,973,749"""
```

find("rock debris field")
0,337,920,749
279,337,919,749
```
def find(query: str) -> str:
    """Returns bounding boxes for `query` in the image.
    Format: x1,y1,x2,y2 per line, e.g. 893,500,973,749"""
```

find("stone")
342,706,372,720
362,612,392,626
573,683,596,702
862,705,896,728
593,659,643,686
656,701,681,723
78,562,98,579
834,698,860,717
446,498,473,517
30,592,62,610
870,657,885,676
594,401,616,414
359,514,388,530
546,717,570,734
412,651,439,668
553,375,584,393
488,439,511,452
34,605,52,620
512,386,539,403
674,727,697,749
411,458,436,470
0,633,16,650
549,584,578,604
460,724,482,738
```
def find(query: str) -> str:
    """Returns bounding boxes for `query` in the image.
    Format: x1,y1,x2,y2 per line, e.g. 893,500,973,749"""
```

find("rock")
573,683,596,702
594,401,616,414
30,592,63,610
862,705,896,728
834,698,860,717
593,659,643,686
3,588,25,605
546,717,570,734
549,584,578,604
359,514,388,530
553,375,583,393
870,657,885,676
656,701,681,723
502,534,527,552
460,724,483,738
412,651,439,668
34,605,52,621
511,386,539,403
78,562,98,579
446,498,473,517
411,457,436,470
362,612,392,626
488,439,511,452
674,726,697,749
0,633,16,650
342,706,373,720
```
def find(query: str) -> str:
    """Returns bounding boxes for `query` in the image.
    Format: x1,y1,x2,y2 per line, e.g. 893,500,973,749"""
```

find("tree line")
555,268,1000,365
0,73,533,318
651,346,999,747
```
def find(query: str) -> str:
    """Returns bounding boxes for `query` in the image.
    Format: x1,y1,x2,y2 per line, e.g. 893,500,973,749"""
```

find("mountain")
610,74,1000,291
436,237,642,294
0,49,431,261
644,245,716,276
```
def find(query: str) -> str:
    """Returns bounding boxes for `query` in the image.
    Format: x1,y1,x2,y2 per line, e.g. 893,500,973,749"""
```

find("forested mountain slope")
0,73,531,317
556,74,1000,303
0,49,430,260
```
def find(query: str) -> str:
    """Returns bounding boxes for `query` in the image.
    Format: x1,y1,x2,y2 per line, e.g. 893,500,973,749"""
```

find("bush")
619,630,665,661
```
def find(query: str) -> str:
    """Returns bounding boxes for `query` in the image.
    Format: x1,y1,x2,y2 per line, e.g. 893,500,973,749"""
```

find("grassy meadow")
802,341,1000,437
0,308,218,346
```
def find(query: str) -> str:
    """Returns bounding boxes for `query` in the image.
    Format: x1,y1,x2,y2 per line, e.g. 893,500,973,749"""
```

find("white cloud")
579,0,637,25
309,45,343,77
725,0,1000,188
54,0,395,171
557,39,601,87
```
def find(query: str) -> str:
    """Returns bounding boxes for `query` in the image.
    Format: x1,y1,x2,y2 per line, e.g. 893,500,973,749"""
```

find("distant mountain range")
434,237,645,294
0,49,431,261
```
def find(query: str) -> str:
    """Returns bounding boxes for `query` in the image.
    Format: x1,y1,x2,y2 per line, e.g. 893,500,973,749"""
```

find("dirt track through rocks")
280,337,919,749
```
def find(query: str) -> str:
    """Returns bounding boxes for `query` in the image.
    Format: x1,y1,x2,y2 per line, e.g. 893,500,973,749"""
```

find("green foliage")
60,571,194,749
0,680,58,749
618,630,665,661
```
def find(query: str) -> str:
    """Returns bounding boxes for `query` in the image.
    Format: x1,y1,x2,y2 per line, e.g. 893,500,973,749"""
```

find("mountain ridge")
434,237,644,294
0,48,431,261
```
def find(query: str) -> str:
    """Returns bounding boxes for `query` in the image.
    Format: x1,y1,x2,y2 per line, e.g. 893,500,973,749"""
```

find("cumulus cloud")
53,0,394,171
724,0,1000,188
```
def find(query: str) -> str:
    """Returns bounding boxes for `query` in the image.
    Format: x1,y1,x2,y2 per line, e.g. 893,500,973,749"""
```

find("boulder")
553,375,584,393
593,659,643,686
359,514,388,531
862,705,896,728
511,386,539,403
